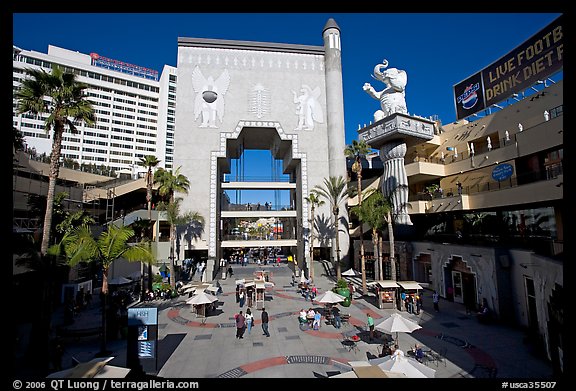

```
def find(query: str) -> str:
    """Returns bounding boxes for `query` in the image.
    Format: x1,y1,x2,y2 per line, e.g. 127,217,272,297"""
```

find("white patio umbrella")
374,312,422,345
107,276,132,285
329,361,407,378
370,354,436,378
185,292,218,305
342,268,358,276
314,290,346,304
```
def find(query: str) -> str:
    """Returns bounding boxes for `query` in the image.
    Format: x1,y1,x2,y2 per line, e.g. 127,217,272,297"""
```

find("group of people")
245,202,272,211
400,291,422,314
298,308,321,330
235,307,270,338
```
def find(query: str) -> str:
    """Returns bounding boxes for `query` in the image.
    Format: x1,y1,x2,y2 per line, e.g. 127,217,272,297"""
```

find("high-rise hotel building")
12,44,176,175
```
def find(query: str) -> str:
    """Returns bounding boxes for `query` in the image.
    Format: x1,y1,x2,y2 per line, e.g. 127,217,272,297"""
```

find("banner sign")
491,163,514,181
454,15,563,120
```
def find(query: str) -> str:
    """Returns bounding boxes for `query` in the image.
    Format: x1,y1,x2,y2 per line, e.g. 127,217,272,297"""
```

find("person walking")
235,310,246,339
245,308,254,335
367,313,375,341
433,290,440,312
332,306,341,329
415,293,423,315
261,308,270,337
239,289,246,308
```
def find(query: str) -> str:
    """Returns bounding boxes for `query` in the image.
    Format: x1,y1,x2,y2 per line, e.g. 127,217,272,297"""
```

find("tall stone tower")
323,18,350,264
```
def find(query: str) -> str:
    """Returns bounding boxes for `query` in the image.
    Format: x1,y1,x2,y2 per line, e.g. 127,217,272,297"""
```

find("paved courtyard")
46,261,554,379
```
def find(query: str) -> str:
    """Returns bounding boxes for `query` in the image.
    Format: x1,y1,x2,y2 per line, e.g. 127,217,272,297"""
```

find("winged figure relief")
292,84,324,131
192,66,231,128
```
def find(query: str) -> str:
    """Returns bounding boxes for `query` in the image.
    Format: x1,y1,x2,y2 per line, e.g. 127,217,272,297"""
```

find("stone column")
323,18,350,264
379,140,412,225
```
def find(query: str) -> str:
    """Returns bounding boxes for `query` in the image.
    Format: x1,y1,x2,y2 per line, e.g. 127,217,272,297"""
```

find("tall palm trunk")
378,235,383,280
334,208,342,280
40,121,64,255
100,267,110,355
356,165,367,294
387,210,397,281
146,168,153,294
372,228,379,280
34,121,63,373
309,206,315,281
169,210,176,288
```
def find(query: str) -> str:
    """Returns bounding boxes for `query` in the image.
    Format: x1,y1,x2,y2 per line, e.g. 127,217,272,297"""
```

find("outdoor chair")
428,346,447,367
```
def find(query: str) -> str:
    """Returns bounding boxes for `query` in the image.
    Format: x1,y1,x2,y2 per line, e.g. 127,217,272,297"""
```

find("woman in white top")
245,308,254,334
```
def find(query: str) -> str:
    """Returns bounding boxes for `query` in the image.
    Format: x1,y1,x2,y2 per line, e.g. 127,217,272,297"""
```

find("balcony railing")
223,175,293,182
221,203,295,212
409,163,563,201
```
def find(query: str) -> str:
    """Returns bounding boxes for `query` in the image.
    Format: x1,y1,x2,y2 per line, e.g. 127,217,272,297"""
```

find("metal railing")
223,175,293,182
222,203,295,212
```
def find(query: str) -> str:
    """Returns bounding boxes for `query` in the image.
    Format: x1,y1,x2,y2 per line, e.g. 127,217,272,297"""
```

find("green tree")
154,167,191,287
157,198,204,287
137,155,161,293
304,191,324,281
344,139,371,292
16,66,95,256
313,176,348,280
138,155,161,222
16,193,93,373
351,189,393,282
54,224,155,354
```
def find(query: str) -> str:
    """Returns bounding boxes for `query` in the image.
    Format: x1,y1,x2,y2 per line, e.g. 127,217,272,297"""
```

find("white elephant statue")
363,59,408,121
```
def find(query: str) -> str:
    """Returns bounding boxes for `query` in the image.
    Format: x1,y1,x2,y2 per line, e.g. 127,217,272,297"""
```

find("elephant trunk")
373,59,389,80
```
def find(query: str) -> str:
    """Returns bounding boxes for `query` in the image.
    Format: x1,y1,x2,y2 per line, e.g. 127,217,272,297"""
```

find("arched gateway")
173,19,350,280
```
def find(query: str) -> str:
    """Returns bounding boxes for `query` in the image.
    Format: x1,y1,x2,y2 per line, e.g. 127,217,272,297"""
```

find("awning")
397,281,423,290
205,286,219,295
255,281,266,289
375,280,400,289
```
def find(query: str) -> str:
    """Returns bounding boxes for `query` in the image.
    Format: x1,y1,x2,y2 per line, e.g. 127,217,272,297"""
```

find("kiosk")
244,280,256,308
397,281,424,312
255,280,266,310
371,280,399,309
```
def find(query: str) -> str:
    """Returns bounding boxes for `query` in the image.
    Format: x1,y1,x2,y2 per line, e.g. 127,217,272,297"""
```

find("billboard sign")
454,15,563,120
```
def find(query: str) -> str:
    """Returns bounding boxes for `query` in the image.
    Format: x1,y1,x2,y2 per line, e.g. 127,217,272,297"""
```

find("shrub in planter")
334,278,351,307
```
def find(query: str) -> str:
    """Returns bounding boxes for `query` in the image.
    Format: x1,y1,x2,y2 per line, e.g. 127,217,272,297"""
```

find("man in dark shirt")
235,311,246,339
261,308,270,337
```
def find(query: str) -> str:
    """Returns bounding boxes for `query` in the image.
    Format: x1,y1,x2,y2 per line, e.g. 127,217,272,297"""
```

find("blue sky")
12,13,563,205
13,13,562,142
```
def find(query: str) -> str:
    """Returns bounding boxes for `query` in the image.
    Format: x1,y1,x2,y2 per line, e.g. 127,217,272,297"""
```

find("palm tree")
55,224,155,355
16,66,95,256
304,191,324,281
137,155,161,294
16,193,92,373
313,176,348,280
138,155,161,221
351,189,393,284
154,167,191,288
157,198,204,286
344,139,371,292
